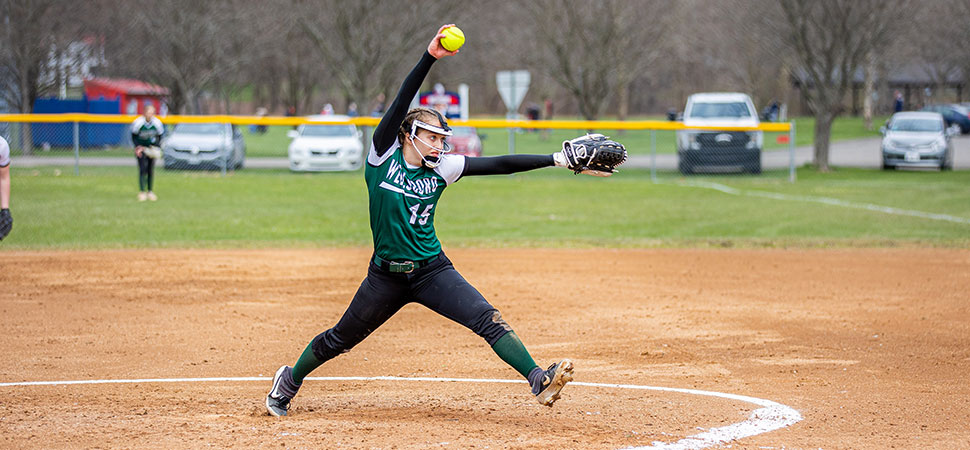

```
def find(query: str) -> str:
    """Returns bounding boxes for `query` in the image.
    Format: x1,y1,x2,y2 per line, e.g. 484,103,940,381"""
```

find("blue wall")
32,97,126,148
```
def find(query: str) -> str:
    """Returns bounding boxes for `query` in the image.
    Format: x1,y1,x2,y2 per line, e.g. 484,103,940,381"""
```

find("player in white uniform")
0,135,12,240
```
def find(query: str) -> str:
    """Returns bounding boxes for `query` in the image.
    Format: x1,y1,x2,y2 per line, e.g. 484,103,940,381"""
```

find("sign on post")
496,70,530,156
496,70,530,117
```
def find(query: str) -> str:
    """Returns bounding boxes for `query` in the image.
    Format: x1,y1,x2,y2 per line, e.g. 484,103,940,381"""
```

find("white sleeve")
367,140,397,167
0,137,10,167
152,118,164,133
434,154,466,185
130,116,145,133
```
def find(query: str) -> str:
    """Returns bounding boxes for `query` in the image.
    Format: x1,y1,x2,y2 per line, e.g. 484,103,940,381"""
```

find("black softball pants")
137,154,155,191
310,252,512,362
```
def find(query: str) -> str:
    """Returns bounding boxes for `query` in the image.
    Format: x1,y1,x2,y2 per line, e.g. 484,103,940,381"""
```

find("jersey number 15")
409,203,434,226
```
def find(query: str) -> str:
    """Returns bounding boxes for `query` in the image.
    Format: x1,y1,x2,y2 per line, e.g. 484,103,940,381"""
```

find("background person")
371,92,386,117
131,105,164,202
0,135,12,241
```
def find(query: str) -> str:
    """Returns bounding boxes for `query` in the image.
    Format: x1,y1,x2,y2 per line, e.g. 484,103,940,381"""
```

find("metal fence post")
507,127,515,155
73,121,80,176
650,129,657,183
788,121,796,183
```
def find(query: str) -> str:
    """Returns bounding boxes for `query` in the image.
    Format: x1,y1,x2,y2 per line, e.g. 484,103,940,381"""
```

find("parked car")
448,126,483,157
163,122,245,170
287,115,363,172
880,111,954,171
676,92,763,174
920,104,970,134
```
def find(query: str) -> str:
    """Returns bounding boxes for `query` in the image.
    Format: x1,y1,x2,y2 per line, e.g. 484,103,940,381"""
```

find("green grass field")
6,165,968,249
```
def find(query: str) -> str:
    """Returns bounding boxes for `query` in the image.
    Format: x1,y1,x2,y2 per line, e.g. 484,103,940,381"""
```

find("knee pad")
476,310,514,345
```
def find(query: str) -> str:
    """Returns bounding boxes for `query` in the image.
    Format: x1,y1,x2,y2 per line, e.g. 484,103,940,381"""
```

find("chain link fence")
2,120,251,176
490,121,796,182
0,115,795,181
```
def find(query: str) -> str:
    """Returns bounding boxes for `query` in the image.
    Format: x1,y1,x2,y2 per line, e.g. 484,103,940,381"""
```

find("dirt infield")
1,248,968,449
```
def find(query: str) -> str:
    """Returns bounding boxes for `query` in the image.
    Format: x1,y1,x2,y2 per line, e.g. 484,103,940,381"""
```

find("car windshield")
174,123,225,135
451,126,477,136
951,105,969,115
301,124,357,137
688,102,752,118
890,118,942,132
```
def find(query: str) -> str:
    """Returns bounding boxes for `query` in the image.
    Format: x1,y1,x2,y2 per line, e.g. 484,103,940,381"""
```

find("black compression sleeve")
372,51,437,156
462,154,555,176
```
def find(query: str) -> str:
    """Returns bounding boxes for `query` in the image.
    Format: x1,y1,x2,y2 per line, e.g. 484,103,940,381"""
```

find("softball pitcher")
266,25,625,417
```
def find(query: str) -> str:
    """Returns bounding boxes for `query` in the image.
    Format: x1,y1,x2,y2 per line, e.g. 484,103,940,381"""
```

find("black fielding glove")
553,134,628,176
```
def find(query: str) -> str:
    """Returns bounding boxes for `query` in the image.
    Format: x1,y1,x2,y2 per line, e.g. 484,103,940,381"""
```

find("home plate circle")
0,375,802,449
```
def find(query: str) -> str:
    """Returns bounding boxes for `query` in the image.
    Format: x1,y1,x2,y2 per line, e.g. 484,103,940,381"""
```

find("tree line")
2,0,969,168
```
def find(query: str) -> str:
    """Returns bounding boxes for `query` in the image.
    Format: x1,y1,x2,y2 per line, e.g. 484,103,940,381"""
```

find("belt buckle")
389,261,415,273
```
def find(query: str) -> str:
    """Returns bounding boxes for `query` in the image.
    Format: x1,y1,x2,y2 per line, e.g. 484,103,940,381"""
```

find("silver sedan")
881,112,955,171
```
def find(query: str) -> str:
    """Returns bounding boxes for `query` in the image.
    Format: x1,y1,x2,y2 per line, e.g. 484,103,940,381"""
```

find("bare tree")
298,0,450,113
0,0,80,154
958,0,970,101
777,0,908,171
526,0,674,120
266,27,324,115
615,2,675,121
706,0,790,110
906,0,970,103
102,0,256,114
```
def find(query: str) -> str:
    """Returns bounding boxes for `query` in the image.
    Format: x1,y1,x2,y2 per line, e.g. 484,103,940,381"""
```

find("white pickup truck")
676,92,763,174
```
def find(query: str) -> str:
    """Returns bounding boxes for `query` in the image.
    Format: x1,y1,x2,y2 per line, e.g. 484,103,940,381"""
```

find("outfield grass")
6,165,968,249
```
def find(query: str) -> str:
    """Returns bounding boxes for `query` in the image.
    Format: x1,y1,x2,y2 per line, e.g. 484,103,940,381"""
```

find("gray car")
163,123,246,171
880,112,955,171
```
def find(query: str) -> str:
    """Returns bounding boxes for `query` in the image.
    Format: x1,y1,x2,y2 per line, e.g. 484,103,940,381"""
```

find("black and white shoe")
532,359,574,407
266,365,295,417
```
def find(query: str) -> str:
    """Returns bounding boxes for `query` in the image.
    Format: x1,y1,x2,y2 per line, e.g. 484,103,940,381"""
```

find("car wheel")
678,160,694,175
746,154,762,175
882,159,893,171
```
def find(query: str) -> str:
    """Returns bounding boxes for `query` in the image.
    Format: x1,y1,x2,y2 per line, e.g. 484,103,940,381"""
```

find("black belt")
373,253,441,273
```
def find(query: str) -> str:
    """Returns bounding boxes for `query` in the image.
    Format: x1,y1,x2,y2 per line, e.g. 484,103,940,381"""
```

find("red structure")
83,78,169,115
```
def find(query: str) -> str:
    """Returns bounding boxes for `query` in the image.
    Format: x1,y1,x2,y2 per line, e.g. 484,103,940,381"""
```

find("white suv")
676,92,763,174
287,115,364,172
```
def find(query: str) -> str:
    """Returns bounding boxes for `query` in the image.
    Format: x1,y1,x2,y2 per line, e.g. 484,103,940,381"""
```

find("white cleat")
534,359,574,407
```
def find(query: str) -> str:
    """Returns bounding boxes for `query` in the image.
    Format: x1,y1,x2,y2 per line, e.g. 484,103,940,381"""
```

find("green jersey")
130,116,164,147
364,142,465,261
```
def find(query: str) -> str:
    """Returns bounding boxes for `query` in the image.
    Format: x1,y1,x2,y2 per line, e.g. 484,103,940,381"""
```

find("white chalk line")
0,375,801,450
679,180,970,225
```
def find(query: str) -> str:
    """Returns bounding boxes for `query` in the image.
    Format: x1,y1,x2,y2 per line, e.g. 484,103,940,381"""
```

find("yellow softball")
440,26,465,52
